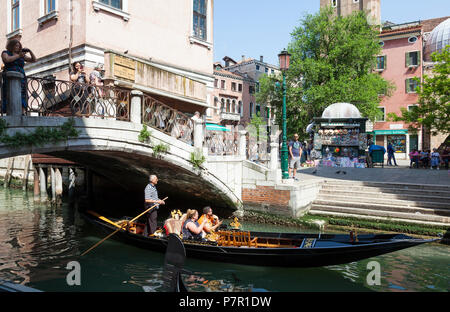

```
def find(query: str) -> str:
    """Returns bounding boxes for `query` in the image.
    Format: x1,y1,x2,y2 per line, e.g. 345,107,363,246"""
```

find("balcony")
220,111,241,122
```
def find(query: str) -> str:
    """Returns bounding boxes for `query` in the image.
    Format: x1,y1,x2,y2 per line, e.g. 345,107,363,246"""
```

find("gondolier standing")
144,175,165,236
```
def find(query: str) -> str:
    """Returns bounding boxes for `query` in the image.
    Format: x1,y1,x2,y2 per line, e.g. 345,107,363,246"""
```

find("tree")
256,7,394,139
388,46,450,135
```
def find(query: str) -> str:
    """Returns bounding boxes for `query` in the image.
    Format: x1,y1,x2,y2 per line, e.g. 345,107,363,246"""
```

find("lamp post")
278,49,291,180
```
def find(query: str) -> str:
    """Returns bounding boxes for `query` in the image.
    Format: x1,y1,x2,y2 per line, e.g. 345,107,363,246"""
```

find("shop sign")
320,123,360,128
374,130,408,135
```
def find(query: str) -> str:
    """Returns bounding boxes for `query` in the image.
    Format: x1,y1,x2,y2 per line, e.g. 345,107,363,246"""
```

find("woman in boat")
182,209,207,241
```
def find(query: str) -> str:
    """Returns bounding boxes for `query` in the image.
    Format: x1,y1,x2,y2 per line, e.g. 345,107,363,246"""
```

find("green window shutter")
417,51,421,66
405,52,410,67
405,79,409,93
384,55,387,69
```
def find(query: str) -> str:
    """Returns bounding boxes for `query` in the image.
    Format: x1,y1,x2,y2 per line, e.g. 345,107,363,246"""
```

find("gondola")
81,210,439,268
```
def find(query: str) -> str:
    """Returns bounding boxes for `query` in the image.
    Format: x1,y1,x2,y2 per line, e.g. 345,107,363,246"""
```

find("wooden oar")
81,197,168,257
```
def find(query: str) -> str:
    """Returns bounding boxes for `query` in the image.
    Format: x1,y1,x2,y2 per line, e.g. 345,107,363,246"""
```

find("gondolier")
144,175,165,236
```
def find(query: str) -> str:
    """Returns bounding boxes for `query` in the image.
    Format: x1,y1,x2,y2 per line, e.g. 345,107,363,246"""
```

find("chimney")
242,55,245,61
260,56,264,62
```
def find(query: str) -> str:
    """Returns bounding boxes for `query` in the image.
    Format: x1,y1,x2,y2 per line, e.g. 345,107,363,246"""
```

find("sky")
214,0,449,66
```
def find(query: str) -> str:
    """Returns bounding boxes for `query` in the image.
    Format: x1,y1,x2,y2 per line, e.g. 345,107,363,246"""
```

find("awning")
205,123,230,132
373,130,408,135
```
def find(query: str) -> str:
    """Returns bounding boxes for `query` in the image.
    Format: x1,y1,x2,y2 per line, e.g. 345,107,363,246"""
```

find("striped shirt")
144,183,159,209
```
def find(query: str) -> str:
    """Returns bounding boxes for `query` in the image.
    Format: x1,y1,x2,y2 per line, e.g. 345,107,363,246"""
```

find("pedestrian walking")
387,142,398,166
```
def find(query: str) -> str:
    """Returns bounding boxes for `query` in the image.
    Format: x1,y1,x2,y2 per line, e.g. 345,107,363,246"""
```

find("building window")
250,102,254,118
408,36,418,44
406,51,420,67
353,0,359,3
45,0,56,13
11,0,20,32
221,99,225,112
221,80,225,89
239,101,243,117
256,104,261,116
377,107,385,122
387,135,406,153
265,67,268,73
376,55,386,70
406,78,419,93
100,0,122,10
226,99,231,113
408,105,419,112
379,41,385,47
249,86,255,94
238,84,242,92
256,65,260,71
331,0,337,8
193,0,207,41
232,100,236,113
231,82,236,92
214,79,218,88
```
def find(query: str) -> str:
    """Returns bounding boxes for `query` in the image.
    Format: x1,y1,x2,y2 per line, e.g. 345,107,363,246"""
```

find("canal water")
0,188,448,292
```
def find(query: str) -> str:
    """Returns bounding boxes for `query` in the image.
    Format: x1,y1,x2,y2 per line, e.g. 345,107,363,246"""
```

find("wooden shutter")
383,55,387,69
405,79,409,93
405,52,410,67
417,51,421,66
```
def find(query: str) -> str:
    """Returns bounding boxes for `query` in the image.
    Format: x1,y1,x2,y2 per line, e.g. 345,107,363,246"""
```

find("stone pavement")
295,160,450,186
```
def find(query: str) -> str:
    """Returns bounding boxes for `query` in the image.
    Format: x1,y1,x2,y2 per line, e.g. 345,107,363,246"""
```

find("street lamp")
278,49,291,180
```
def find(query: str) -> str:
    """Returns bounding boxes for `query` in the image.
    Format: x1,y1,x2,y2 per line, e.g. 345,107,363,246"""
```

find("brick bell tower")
320,0,381,26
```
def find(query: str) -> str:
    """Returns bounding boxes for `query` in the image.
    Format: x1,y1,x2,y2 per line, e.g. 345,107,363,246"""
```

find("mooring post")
55,167,63,205
5,71,25,117
50,166,56,204
4,158,14,188
22,155,32,191
39,166,48,202
33,166,40,202
68,168,76,201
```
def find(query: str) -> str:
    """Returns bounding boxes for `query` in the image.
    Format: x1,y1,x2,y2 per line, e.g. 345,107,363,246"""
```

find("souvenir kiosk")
312,103,369,168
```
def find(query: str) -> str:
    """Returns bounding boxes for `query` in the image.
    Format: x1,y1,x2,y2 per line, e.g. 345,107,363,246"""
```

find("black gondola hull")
82,212,437,268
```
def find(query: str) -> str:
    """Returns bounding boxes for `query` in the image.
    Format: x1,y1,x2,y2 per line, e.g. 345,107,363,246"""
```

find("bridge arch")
0,116,242,212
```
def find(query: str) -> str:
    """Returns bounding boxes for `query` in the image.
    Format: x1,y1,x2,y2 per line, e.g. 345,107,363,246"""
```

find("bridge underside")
46,150,237,218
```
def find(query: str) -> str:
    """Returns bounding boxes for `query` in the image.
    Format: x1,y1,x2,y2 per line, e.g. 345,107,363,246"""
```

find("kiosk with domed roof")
312,103,369,168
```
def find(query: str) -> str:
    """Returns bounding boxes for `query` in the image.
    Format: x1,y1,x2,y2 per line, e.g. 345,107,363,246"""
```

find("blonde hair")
186,209,198,220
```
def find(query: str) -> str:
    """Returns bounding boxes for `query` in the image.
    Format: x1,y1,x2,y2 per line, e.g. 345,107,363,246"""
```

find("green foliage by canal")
0,118,79,148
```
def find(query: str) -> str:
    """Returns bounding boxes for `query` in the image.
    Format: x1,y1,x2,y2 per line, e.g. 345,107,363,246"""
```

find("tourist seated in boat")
197,206,223,234
163,210,186,236
182,209,207,241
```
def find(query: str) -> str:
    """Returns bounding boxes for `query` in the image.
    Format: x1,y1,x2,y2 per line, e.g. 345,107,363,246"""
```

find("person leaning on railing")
69,62,90,114
1,39,36,115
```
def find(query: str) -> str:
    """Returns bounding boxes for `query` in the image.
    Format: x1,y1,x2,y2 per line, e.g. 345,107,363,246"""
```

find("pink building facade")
1,0,215,116
375,24,423,159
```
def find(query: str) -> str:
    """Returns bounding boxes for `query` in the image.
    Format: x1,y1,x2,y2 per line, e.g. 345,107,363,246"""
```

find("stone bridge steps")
310,180,450,226
320,184,450,198
318,189,450,203
315,194,450,210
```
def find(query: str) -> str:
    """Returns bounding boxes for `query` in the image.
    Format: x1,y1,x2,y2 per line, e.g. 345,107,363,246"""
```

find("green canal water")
0,188,448,292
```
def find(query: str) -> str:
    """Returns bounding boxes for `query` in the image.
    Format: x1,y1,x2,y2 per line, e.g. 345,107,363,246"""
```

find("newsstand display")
312,118,369,168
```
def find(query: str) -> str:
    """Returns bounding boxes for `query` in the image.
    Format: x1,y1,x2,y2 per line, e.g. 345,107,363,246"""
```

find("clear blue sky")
214,0,449,66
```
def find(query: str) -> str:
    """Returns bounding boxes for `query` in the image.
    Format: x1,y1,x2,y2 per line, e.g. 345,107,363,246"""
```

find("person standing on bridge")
1,39,36,115
144,175,165,236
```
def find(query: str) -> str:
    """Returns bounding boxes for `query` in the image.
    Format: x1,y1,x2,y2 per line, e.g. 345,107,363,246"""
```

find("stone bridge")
0,73,284,214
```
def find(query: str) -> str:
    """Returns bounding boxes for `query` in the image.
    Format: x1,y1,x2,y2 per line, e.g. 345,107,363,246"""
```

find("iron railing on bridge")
142,94,194,145
26,77,131,120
